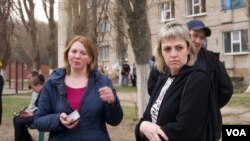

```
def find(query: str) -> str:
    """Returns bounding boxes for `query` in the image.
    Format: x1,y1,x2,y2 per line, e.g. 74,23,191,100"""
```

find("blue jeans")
121,75,129,87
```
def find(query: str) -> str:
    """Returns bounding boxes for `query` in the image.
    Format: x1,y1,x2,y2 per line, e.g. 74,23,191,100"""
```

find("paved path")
2,82,31,95
221,106,250,124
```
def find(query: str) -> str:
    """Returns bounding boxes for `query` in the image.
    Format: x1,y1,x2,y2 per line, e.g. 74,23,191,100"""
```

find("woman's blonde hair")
63,35,97,75
155,22,197,73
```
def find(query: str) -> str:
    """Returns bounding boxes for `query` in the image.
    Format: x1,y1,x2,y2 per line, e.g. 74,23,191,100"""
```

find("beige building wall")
97,0,250,83
146,0,250,83
96,1,135,74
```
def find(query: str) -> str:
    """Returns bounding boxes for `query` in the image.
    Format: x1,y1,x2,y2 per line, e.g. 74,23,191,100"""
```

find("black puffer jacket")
197,48,233,140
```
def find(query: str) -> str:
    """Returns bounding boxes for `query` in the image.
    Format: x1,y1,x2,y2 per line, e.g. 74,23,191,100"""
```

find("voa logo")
226,129,246,136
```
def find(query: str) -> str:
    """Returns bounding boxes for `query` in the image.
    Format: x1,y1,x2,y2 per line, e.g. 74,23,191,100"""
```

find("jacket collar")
48,68,102,96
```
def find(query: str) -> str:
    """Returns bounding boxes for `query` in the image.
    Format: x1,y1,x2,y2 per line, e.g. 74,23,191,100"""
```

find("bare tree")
117,0,152,117
72,0,87,36
71,0,98,43
60,0,98,44
58,0,71,67
58,0,100,67
0,0,14,71
114,3,126,63
15,0,39,71
88,0,98,45
42,0,57,70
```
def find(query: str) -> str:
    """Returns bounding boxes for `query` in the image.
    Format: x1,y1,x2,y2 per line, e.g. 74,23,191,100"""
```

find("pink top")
66,85,87,110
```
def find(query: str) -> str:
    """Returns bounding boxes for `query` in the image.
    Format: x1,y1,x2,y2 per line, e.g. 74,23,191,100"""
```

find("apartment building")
97,0,250,83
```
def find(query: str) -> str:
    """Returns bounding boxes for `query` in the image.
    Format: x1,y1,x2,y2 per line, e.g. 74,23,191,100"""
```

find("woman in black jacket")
135,22,212,141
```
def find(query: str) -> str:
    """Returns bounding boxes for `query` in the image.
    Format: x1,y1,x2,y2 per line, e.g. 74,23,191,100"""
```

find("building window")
221,0,245,10
159,1,175,22
224,30,248,54
98,46,109,61
187,0,206,16
99,17,110,33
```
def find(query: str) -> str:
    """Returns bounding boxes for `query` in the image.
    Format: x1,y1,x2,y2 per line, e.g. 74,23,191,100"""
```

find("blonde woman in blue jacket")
34,36,123,141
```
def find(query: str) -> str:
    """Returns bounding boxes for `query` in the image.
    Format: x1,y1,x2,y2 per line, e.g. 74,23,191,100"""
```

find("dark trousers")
0,97,2,125
131,74,137,87
13,115,34,141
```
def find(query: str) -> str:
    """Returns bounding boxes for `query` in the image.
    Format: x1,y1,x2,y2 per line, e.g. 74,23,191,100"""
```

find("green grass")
122,106,137,120
114,85,137,93
233,83,248,93
2,93,31,125
227,93,250,107
227,82,250,107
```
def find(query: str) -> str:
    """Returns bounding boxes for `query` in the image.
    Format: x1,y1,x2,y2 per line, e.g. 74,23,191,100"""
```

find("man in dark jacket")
186,20,233,140
0,74,4,125
121,58,131,87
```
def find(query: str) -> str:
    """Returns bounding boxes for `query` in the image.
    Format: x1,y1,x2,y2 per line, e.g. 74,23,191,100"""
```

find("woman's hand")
19,111,34,117
140,121,169,141
59,113,79,129
99,86,115,105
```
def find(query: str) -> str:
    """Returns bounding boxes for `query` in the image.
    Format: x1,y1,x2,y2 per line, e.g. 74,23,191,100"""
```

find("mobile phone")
67,110,80,121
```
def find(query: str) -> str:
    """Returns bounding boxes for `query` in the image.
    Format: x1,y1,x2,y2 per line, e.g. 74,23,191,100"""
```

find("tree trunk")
43,0,57,70
88,0,97,44
0,30,11,69
136,64,150,117
57,0,70,67
115,4,126,63
16,0,39,71
0,0,13,70
245,85,250,93
117,0,152,117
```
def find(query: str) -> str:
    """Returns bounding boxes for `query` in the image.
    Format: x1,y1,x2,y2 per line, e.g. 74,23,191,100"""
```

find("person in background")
13,73,45,141
130,63,137,87
135,22,213,141
148,56,155,69
26,71,39,113
187,20,233,140
0,74,4,126
121,58,131,87
30,74,45,106
34,35,123,141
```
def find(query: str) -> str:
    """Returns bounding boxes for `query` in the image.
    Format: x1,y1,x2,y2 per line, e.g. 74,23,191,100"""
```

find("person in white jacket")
13,71,39,141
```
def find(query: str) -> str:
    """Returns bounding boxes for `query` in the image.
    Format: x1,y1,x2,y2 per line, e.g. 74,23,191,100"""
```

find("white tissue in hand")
67,110,80,121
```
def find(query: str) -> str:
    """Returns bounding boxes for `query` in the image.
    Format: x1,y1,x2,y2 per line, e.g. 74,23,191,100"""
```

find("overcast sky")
34,0,58,22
